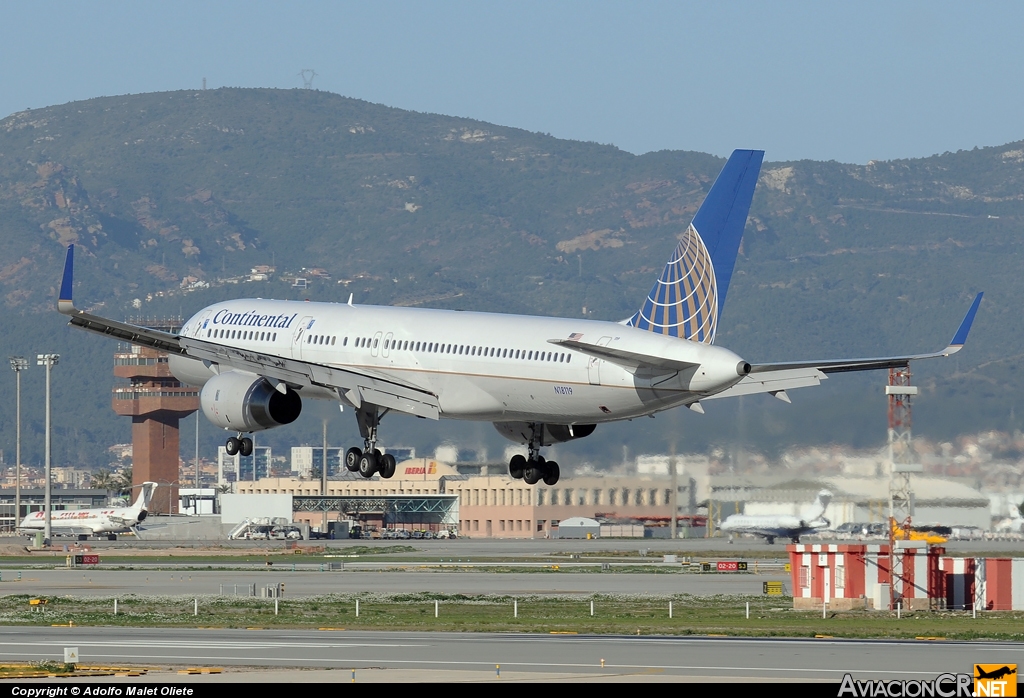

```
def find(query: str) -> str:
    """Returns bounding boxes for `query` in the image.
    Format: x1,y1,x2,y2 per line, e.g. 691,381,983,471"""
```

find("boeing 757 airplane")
19,482,158,540
56,150,983,487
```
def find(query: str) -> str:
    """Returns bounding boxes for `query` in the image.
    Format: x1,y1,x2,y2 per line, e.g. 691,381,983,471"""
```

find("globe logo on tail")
627,223,718,344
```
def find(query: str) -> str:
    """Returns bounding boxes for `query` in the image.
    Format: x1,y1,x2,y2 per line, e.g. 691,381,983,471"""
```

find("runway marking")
0,650,979,677
0,643,1010,677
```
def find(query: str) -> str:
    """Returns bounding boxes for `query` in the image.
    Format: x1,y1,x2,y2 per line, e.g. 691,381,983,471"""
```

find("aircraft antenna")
299,69,317,89
886,366,922,612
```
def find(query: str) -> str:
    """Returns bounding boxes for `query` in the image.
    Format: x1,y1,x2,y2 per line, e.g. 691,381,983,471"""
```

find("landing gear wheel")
239,437,254,457
766,536,776,545
358,451,378,478
345,447,362,472
509,454,526,479
107,534,117,541
542,460,560,486
225,437,241,456
523,464,542,485
380,453,397,479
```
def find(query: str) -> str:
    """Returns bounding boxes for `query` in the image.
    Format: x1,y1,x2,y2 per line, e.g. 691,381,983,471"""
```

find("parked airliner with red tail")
56,150,982,486
19,482,158,540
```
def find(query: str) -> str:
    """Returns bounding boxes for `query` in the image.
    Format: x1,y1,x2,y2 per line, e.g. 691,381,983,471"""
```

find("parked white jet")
55,150,983,487
720,489,832,544
19,482,158,540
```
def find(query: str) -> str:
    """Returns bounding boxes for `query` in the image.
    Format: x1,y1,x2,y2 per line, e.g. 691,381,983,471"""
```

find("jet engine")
200,371,302,432
493,422,597,446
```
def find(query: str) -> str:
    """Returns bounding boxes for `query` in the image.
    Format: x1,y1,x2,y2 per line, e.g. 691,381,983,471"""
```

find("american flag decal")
568,333,583,341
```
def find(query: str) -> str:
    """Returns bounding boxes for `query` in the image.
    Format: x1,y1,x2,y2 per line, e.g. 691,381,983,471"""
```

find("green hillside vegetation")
0,88,1018,468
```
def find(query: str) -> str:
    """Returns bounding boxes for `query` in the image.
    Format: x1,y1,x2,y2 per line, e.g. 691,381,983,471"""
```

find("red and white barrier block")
942,557,1024,610
787,543,944,610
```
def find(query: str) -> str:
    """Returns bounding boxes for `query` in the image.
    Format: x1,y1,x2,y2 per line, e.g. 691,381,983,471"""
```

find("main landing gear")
508,424,560,486
343,406,397,480
224,434,254,457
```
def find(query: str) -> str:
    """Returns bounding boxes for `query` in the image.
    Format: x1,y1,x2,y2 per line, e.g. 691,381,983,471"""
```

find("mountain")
0,88,1019,469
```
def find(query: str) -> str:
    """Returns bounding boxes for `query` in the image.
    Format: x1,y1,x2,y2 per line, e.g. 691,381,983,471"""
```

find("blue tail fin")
626,149,764,343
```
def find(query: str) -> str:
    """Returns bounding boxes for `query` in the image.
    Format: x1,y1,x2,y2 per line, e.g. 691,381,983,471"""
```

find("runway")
0,626,1018,682
0,568,789,596
15,534,1022,557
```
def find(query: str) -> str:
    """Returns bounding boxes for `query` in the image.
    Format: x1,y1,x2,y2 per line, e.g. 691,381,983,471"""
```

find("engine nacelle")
493,422,597,447
167,354,217,387
200,371,302,432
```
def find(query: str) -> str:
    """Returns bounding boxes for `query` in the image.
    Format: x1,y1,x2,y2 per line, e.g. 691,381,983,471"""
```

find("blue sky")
2,1,1022,163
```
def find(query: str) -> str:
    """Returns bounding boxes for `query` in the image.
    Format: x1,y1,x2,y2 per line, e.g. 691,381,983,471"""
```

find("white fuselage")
19,505,144,535
720,514,825,541
173,299,748,424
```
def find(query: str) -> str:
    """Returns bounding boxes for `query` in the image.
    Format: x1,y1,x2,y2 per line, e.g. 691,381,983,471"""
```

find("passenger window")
373,338,378,348
273,333,277,341
343,337,348,346
331,336,336,345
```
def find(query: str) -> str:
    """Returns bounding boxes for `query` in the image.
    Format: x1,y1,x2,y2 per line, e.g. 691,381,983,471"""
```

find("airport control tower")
112,318,199,514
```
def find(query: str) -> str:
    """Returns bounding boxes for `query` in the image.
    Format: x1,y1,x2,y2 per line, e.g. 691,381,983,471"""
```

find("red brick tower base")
131,414,184,515
113,336,199,515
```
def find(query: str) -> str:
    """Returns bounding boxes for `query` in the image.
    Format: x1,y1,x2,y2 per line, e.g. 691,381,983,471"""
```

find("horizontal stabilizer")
703,368,826,401
547,337,697,374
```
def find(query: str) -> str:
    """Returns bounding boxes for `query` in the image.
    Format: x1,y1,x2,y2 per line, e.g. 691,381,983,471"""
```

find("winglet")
948,292,983,349
58,244,76,314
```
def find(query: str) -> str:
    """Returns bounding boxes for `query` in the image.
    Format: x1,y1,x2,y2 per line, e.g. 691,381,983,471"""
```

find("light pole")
8,357,28,534
194,411,200,490
36,354,59,544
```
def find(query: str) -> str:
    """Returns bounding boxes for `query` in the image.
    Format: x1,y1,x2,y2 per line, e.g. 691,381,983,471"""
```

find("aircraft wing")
56,245,441,420
43,525,100,536
712,293,982,401
178,337,440,419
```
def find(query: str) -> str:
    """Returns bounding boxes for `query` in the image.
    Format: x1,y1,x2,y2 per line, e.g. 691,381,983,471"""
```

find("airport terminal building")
232,458,692,537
